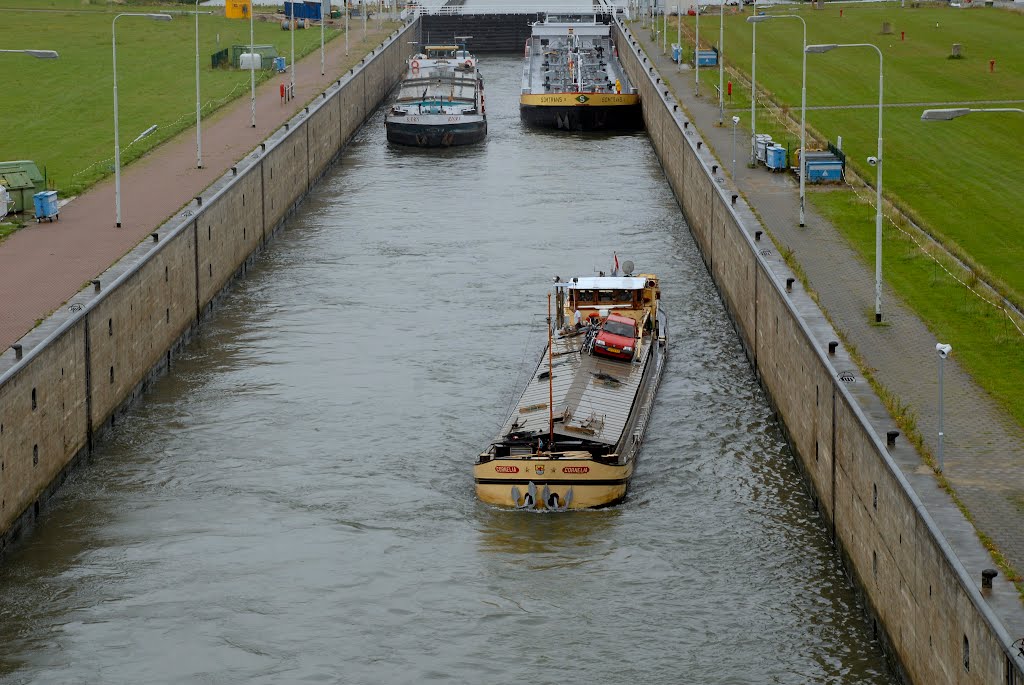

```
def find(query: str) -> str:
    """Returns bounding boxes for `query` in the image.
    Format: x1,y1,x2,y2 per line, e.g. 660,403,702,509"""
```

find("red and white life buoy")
410,59,420,70
464,59,474,68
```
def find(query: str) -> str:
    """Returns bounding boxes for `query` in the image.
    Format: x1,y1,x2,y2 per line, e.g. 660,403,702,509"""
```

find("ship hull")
520,103,643,131
385,119,487,147
474,459,633,509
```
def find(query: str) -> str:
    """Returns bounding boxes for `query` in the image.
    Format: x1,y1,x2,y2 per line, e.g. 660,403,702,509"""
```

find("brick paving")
0,23,398,351
629,28,1024,605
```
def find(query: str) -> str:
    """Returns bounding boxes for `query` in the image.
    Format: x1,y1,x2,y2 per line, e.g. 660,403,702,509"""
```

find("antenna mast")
547,292,554,453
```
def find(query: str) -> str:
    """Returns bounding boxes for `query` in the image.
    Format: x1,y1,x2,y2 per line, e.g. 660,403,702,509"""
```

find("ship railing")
405,4,618,17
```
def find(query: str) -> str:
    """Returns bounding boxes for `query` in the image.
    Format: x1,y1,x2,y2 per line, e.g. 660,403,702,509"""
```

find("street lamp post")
749,0,756,165
936,343,952,472
195,0,204,169
921,107,1024,120
663,7,667,55
731,115,740,179
321,0,326,76
807,42,884,322
113,12,172,229
345,1,350,56
748,14,807,226
694,3,700,95
718,0,724,125
290,1,296,91
677,6,682,73
249,1,256,128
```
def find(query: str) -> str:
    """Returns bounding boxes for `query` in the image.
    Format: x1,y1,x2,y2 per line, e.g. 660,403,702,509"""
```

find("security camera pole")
807,43,884,322
731,115,740,179
936,343,952,472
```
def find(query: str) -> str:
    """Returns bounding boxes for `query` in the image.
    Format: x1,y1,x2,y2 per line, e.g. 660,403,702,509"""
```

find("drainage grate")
838,371,857,383
759,249,772,257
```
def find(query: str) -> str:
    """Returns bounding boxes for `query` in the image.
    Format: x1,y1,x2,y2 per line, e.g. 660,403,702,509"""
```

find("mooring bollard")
887,430,899,447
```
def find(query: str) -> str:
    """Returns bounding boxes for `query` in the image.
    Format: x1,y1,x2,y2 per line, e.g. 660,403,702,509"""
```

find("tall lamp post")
676,5,681,73
345,0,350,56
290,0,296,92
249,1,256,128
192,4,215,169
922,107,1024,120
935,343,952,472
731,115,740,179
748,14,807,226
694,2,700,95
113,12,172,229
749,0,756,165
321,0,326,76
718,0,724,125
807,42,884,322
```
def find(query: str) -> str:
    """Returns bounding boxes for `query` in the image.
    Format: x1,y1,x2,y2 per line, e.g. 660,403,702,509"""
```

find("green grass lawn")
0,2,392,196
664,3,1024,300
659,4,1024,424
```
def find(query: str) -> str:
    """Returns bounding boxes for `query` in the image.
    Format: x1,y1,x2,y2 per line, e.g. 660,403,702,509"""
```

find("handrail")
405,4,619,17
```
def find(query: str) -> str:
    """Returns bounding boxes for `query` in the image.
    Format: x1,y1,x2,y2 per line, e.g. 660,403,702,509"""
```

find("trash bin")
766,145,787,171
672,43,681,63
274,56,287,72
33,190,58,222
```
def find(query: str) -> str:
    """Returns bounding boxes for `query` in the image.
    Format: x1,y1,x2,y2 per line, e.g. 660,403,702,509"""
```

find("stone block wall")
0,23,416,556
613,20,1023,685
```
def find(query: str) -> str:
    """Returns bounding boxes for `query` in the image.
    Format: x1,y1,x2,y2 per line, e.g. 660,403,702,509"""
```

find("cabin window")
598,290,615,303
616,290,633,303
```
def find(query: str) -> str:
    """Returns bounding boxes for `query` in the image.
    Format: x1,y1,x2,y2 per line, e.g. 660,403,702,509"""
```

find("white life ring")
410,59,420,70
464,59,474,68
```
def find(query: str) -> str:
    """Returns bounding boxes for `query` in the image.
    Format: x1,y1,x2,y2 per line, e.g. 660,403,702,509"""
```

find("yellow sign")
520,93,639,107
225,0,252,19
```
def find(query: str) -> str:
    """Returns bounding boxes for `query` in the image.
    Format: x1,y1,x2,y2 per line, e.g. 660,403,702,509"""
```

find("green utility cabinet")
0,160,45,214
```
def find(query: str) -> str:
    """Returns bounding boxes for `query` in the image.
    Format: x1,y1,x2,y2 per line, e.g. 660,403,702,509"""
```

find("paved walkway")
0,22,399,352
629,27,1024,614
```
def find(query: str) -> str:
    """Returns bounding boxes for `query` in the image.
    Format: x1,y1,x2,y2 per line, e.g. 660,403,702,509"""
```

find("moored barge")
520,13,641,131
385,44,486,147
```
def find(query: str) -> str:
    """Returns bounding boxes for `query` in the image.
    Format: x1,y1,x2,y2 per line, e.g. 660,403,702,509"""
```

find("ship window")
616,290,633,303
598,290,615,302
576,290,595,304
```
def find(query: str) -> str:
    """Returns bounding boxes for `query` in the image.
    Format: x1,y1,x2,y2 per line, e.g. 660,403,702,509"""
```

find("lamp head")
746,15,770,23
936,343,952,359
24,50,59,59
149,13,173,21
805,43,838,54
921,108,969,121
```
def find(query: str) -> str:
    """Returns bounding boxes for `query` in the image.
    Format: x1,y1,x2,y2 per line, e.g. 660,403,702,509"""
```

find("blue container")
33,190,58,222
672,44,682,63
766,144,787,171
806,160,844,182
274,56,287,72
696,49,717,66
284,1,322,21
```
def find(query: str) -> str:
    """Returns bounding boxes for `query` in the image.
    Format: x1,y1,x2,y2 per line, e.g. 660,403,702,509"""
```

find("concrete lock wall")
612,20,1023,685
0,22,416,555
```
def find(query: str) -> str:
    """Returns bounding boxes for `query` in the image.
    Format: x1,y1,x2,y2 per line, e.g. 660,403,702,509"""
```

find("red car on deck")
592,313,638,361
